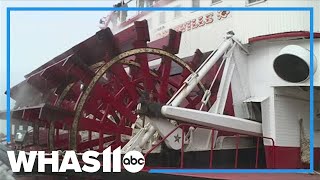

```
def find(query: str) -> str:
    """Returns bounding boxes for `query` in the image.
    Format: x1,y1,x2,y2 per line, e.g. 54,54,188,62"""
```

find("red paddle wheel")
5,20,227,153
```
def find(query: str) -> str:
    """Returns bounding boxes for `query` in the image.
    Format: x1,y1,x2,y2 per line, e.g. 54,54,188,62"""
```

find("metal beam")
167,37,234,107
161,106,262,137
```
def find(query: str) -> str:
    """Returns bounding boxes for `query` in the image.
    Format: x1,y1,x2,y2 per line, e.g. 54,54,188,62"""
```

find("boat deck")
172,173,320,180
14,172,320,180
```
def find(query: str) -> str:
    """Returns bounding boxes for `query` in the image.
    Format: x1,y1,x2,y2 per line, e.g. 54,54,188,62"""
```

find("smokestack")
273,45,317,83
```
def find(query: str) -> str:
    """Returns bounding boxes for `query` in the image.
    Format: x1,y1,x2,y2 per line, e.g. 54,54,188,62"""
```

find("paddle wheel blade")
5,20,224,154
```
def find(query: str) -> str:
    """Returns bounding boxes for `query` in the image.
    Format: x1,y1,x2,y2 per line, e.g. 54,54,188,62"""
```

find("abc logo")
122,151,145,173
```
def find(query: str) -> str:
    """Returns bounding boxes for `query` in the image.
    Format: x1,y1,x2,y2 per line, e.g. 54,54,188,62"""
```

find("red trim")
169,173,320,180
264,146,320,169
249,31,320,43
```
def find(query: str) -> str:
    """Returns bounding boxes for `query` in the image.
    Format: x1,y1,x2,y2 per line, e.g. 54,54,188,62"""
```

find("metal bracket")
201,90,212,106
231,37,250,55
184,73,198,85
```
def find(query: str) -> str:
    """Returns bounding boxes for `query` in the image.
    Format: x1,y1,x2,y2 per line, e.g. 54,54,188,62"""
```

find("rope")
299,118,310,164
199,56,227,111
199,42,236,111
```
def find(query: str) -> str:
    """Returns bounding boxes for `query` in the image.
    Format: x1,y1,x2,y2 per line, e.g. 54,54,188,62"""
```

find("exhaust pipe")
273,45,317,83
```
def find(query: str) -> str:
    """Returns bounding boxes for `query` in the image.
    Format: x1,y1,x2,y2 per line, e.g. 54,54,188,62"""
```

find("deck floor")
14,172,320,180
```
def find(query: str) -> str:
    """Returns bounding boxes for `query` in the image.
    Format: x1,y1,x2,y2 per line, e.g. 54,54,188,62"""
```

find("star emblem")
174,133,181,143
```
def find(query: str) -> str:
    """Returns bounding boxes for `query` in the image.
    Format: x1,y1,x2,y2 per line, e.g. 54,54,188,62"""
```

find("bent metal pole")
133,34,235,150
167,35,234,107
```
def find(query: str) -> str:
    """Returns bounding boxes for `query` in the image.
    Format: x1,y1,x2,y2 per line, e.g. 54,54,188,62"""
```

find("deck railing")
144,123,275,169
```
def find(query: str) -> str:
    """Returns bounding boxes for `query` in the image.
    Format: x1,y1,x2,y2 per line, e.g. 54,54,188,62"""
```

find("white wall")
246,39,320,88
273,87,320,147
241,39,320,147
121,0,319,45
118,0,320,83
117,1,320,148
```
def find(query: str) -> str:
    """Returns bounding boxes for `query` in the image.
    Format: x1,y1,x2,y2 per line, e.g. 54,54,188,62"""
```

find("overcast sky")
0,0,120,134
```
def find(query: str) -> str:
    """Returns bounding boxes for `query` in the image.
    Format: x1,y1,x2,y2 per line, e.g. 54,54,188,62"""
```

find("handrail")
235,134,239,168
209,129,215,168
180,126,185,168
232,134,275,169
255,137,260,168
144,122,276,169
261,136,276,168
144,124,184,158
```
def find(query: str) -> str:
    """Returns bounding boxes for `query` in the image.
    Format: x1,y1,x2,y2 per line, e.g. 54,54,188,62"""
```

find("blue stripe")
6,6,314,173
309,8,314,171
7,7,312,11
148,169,312,173
6,9,11,143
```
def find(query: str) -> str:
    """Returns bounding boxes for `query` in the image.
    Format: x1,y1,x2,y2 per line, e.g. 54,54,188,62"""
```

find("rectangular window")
147,18,152,30
212,0,222,4
192,0,200,7
246,102,262,122
159,12,166,24
174,5,182,18
316,109,320,131
246,0,267,6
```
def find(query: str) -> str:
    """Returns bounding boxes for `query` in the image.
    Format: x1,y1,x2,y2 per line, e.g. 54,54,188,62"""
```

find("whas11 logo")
7,147,145,173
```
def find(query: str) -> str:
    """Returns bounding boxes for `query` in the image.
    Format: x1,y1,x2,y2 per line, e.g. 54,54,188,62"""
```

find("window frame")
159,11,166,25
211,0,222,5
192,0,200,7
246,0,267,6
147,18,153,30
174,5,182,18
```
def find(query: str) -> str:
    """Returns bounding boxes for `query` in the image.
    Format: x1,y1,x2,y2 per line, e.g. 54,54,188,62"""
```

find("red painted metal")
263,145,320,169
180,126,185,168
6,20,224,153
170,173,320,180
209,129,215,168
144,123,276,169
234,134,239,168
249,31,320,43
7,16,300,173
255,137,260,168
144,125,182,160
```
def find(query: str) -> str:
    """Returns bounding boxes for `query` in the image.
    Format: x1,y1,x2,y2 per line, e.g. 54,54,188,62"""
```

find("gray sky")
0,0,120,134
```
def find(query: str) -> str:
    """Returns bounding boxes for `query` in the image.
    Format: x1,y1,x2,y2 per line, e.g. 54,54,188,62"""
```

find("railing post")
272,139,275,168
180,126,185,168
142,123,276,170
255,137,260,168
209,129,215,168
261,137,276,169
234,134,239,168
144,125,182,160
